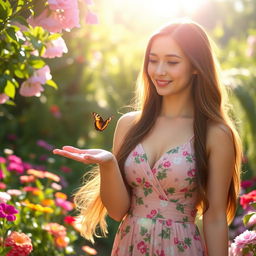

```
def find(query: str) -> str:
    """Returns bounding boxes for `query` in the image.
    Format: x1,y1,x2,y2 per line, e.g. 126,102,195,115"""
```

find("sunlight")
111,0,207,20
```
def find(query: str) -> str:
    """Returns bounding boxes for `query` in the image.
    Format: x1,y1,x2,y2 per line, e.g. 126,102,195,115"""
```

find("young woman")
53,19,242,256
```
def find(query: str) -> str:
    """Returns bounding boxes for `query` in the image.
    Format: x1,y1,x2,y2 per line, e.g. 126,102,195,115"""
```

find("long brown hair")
74,19,242,242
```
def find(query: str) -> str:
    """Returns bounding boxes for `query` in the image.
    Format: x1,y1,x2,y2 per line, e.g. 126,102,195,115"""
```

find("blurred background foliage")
1,0,256,254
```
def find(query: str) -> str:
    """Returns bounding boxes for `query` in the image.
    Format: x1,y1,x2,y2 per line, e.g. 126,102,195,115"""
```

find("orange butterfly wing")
92,112,112,131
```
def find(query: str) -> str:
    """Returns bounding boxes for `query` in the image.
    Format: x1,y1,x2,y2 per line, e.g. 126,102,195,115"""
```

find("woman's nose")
155,62,167,75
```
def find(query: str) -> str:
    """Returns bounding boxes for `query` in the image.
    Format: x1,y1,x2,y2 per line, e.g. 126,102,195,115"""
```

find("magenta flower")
8,162,24,174
37,139,54,151
43,37,68,58
8,155,22,164
0,169,4,179
0,156,6,163
0,202,19,221
85,10,98,24
0,93,9,104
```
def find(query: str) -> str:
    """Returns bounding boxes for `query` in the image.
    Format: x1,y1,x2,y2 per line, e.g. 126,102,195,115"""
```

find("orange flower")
55,192,67,200
41,199,54,207
55,236,69,248
21,200,54,213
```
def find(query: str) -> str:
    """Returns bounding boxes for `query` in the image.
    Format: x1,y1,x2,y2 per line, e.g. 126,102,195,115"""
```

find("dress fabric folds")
111,136,206,256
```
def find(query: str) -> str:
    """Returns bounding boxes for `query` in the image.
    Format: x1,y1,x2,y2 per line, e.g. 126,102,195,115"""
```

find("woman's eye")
149,59,157,63
168,62,178,65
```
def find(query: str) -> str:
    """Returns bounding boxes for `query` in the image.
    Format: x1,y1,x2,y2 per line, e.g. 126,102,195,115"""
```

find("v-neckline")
139,136,193,170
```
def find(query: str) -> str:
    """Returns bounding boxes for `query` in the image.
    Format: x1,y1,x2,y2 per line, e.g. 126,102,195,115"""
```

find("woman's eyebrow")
149,53,182,58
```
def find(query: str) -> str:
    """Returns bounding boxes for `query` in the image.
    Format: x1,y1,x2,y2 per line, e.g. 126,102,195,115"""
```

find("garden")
0,0,255,255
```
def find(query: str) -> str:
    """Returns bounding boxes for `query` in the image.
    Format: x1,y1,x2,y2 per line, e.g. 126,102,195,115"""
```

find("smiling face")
147,35,197,97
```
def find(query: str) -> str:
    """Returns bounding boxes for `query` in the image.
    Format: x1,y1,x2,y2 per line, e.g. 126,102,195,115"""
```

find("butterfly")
92,112,113,131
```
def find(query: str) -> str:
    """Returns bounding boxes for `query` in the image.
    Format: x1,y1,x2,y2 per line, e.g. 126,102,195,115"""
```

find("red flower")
240,190,256,209
4,231,33,256
64,215,76,224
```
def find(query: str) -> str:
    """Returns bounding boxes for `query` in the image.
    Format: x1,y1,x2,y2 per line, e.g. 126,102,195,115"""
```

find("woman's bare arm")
203,123,236,256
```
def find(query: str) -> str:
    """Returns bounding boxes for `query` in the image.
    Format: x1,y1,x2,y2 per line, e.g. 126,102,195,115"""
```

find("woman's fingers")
62,146,88,154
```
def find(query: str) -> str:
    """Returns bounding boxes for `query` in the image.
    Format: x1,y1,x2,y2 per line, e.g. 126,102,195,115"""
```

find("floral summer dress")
111,136,206,256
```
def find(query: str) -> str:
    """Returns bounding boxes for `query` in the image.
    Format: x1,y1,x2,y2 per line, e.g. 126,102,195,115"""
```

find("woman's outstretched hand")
53,146,115,165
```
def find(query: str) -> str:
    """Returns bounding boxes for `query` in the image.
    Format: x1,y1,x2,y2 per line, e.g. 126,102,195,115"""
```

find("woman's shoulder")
117,111,141,126
206,120,234,154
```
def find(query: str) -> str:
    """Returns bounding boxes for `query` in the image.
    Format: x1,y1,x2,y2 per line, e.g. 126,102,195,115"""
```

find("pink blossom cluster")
20,65,52,97
229,230,256,256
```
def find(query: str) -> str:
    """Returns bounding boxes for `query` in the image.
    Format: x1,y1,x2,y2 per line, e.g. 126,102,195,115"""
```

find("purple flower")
0,203,19,221
37,140,54,151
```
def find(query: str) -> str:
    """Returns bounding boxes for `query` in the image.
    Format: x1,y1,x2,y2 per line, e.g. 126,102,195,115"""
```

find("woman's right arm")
99,112,138,221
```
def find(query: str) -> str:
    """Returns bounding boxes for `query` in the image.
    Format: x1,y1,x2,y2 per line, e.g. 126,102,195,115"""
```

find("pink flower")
7,162,24,174
246,213,256,227
7,189,22,196
28,0,80,33
188,169,196,177
43,222,67,237
51,182,62,190
0,156,6,164
150,209,157,216
166,219,172,226
151,168,156,174
182,151,189,156
0,93,9,104
137,241,146,250
20,80,44,97
0,192,11,203
136,177,142,183
19,65,52,97
43,37,68,58
0,169,4,179
0,182,6,189
55,198,74,211
174,237,179,244
144,181,151,188
85,10,99,24
234,230,256,248
8,155,22,164
4,231,33,256
132,151,138,157
163,161,171,168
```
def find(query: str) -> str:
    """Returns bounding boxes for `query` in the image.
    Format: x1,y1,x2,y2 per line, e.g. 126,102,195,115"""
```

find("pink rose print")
163,161,171,168
159,195,166,200
180,188,188,192
194,234,200,241
137,241,147,254
151,209,157,216
151,168,157,174
156,249,165,256
188,169,196,177
174,237,179,244
136,178,142,183
132,151,138,157
183,151,189,156
166,219,172,226
144,181,151,188
140,157,145,162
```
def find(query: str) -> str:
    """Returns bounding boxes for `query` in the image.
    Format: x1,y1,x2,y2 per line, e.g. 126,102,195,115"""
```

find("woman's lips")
155,80,172,87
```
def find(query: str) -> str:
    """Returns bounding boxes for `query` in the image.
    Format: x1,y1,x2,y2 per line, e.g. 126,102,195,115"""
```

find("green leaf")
12,15,29,27
46,79,58,89
4,79,16,98
5,27,18,41
0,0,12,21
243,212,255,225
14,68,25,79
249,202,256,209
29,57,45,69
